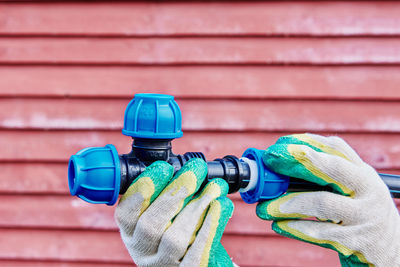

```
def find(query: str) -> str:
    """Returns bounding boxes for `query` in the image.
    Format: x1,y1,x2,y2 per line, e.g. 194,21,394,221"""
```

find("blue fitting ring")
240,148,290,204
68,144,120,206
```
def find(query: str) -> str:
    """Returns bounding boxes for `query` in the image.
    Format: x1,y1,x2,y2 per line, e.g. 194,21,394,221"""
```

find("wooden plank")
0,162,66,194
0,229,340,266
2,66,400,100
3,98,400,133
1,2,400,36
0,229,130,263
1,37,400,65
0,131,399,168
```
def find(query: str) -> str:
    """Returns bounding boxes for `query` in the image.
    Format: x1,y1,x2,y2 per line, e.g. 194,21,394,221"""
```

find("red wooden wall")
1,1,400,266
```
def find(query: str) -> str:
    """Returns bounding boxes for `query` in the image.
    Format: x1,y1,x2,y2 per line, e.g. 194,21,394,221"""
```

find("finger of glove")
208,243,235,267
130,158,207,256
115,161,174,236
275,133,363,164
156,178,230,265
272,220,370,265
263,143,372,196
256,191,357,223
181,196,234,267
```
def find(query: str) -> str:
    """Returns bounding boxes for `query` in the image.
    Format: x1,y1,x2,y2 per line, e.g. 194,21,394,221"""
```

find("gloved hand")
256,133,400,266
115,158,235,267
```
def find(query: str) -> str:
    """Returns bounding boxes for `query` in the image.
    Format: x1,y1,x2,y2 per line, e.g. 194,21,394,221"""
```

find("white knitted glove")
256,133,400,266
115,158,236,267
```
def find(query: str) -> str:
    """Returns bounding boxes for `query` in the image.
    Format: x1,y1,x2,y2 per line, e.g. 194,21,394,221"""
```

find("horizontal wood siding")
1,37,400,64
1,1,400,266
3,98,400,132
1,2,400,36
2,66,400,100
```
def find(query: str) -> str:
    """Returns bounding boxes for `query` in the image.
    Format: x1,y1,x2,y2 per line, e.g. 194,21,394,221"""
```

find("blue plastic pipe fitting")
68,93,400,206
67,93,285,205
122,94,183,139
68,145,120,205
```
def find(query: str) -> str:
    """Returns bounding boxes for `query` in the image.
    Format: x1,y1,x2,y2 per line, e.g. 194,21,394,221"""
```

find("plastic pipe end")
122,93,183,139
68,144,121,206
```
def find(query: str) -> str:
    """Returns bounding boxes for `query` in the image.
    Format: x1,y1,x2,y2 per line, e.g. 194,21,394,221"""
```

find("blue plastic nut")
68,144,120,205
240,148,290,204
122,93,183,139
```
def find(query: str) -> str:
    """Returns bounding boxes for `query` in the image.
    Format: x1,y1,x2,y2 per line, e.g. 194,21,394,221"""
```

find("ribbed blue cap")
240,148,290,204
122,93,183,139
68,144,120,206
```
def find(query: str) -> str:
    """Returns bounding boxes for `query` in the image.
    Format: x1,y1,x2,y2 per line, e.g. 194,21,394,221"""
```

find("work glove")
115,158,236,267
256,133,400,266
